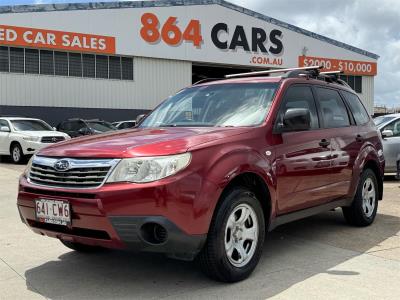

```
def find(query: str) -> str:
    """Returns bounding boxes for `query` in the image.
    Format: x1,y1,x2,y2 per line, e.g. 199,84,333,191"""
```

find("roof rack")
225,66,322,78
225,66,352,89
193,78,223,85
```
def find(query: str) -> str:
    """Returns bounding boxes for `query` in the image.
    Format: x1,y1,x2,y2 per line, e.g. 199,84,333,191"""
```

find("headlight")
23,155,35,177
107,153,191,183
22,136,41,142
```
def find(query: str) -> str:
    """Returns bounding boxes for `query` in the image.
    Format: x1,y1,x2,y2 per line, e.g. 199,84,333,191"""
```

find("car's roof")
0,117,42,121
376,113,400,118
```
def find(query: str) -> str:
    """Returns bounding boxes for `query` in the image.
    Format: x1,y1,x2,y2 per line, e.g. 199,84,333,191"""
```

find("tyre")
197,187,265,282
10,143,24,164
342,168,379,226
60,240,105,252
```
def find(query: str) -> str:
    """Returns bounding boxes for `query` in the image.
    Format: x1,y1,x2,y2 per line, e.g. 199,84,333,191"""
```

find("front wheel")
197,187,265,282
11,143,24,164
342,168,379,226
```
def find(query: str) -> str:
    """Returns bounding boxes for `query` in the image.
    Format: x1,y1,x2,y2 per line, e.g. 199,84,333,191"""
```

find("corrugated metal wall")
0,57,192,110
359,76,374,115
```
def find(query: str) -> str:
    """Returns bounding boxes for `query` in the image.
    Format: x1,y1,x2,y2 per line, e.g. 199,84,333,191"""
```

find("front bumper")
17,173,217,259
21,141,50,154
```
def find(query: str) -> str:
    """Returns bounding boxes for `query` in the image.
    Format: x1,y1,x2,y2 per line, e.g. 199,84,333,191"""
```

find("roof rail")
225,66,322,78
193,78,223,85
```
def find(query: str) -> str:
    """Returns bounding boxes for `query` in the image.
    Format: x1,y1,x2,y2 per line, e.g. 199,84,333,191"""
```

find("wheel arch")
363,160,383,200
216,172,272,231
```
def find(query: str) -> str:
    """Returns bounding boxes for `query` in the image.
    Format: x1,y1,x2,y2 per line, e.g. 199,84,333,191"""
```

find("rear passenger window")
316,87,350,128
342,91,370,125
278,86,319,129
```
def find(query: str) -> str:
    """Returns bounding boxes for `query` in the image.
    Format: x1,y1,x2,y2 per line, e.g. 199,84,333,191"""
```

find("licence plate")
35,199,71,226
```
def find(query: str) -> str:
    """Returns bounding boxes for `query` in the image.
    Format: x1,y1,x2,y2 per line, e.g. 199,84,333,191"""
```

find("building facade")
0,0,378,125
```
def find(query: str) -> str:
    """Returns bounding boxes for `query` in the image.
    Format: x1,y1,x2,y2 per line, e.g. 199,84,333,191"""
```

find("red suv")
17,67,384,282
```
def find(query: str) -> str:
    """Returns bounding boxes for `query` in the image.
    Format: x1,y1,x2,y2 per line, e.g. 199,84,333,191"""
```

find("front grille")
41,136,65,143
28,156,120,189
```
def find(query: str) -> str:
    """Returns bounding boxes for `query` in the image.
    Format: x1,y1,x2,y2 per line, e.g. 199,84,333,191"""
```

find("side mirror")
0,126,10,132
136,114,147,125
53,127,57,131
278,108,311,132
382,129,394,138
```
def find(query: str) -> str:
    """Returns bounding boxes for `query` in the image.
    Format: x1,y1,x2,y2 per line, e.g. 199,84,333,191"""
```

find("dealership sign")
0,24,115,54
0,4,377,73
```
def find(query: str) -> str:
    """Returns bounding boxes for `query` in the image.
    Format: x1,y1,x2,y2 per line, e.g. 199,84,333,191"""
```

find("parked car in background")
57,119,117,138
374,113,400,174
112,120,136,130
0,117,70,163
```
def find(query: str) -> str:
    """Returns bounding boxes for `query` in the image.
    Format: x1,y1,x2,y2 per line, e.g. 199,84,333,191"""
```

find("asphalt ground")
0,160,399,299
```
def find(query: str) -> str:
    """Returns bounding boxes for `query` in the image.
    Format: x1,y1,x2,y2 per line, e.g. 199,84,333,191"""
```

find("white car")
112,120,137,130
0,117,71,163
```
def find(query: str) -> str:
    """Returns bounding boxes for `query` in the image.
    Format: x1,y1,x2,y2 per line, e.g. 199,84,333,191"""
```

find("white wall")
0,56,192,110
359,76,374,115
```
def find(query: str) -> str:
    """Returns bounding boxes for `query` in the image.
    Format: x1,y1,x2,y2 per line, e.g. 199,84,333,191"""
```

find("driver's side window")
278,86,319,130
383,119,400,137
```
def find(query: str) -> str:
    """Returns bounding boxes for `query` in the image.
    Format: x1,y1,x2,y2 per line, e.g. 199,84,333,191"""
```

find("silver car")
374,113,400,174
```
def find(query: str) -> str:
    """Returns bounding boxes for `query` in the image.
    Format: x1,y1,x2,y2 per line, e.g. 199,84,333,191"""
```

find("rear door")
275,85,334,214
314,87,359,200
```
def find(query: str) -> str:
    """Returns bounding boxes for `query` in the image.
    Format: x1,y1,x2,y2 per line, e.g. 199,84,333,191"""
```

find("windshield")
140,83,278,128
86,121,116,132
373,116,396,126
11,120,53,131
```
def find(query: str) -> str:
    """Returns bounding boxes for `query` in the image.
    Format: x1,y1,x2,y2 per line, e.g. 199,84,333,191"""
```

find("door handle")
356,134,364,142
319,139,330,148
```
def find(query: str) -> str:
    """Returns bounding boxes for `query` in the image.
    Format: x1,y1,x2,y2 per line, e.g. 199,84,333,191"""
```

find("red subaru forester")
17,67,384,282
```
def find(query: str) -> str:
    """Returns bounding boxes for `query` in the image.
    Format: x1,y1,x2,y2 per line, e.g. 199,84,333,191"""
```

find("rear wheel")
10,143,24,164
60,240,105,253
197,187,265,282
342,169,378,226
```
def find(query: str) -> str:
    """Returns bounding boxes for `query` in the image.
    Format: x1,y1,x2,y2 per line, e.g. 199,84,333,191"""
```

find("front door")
275,85,334,214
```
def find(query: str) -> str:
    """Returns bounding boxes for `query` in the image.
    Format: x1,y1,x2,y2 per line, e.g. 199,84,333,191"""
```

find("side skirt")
269,198,353,232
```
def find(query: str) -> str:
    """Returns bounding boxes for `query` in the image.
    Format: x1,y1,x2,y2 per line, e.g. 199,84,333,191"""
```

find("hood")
37,127,251,158
17,130,69,138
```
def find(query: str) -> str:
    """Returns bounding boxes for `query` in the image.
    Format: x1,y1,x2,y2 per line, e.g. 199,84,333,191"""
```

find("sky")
1,0,399,108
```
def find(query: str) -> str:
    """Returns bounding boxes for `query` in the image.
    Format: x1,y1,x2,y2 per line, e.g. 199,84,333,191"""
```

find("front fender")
194,144,275,232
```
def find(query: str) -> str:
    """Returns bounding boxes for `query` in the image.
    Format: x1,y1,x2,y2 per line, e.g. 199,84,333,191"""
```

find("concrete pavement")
0,162,399,299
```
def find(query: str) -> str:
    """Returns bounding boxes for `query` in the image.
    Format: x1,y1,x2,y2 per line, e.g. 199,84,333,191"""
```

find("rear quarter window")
342,91,370,125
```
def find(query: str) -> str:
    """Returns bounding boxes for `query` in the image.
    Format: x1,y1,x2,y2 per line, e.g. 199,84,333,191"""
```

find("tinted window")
278,86,319,129
122,57,134,80
374,116,395,126
69,53,82,77
0,46,8,72
119,122,136,129
383,119,400,137
316,87,350,128
96,55,108,79
25,49,39,74
83,54,95,78
86,121,116,132
40,50,54,75
342,91,370,125
9,47,24,73
11,120,52,131
109,56,121,79
54,51,68,76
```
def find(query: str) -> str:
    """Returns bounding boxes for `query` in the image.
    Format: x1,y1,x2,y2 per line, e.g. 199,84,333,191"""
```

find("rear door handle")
319,139,330,148
356,134,364,142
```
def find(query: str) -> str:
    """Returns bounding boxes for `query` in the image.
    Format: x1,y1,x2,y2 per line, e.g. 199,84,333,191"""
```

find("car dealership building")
0,0,379,125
